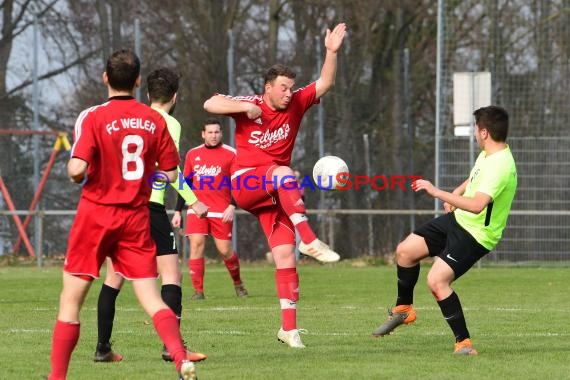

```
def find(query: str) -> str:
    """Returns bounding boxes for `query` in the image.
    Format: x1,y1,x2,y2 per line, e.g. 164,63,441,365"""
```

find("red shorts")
231,166,295,248
185,212,232,240
64,198,158,280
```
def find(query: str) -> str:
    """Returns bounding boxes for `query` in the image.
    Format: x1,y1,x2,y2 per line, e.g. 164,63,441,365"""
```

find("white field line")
31,305,570,313
4,327,568,338
31,306,278,313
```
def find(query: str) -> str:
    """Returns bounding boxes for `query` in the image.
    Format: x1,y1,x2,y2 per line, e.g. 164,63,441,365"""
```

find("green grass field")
1,262,569,379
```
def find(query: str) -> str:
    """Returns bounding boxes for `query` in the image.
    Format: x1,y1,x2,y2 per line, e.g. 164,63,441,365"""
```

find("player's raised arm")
203,94,261,120
315,23,346,99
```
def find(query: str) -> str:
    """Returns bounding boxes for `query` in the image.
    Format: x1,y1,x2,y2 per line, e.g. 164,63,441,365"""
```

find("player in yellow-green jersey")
94,68,209,363
373,105,517,356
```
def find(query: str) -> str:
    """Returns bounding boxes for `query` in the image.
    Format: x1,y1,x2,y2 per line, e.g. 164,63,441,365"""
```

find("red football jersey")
71,97,179,207
225,82,319,170
183,143,235,212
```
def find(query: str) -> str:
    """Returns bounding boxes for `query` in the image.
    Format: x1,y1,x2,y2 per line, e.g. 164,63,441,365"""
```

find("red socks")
48,320,80,380
152,309,186,371
189,258,205,293
191,254,243,291
275,268,299,331
277,181,317,244
223,252,242,285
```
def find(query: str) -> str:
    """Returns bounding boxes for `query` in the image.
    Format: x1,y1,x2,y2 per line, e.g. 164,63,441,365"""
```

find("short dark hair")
105,50,140,91
202,117,222,131
264,64,296,85
473,105,509,142
147,68,180,104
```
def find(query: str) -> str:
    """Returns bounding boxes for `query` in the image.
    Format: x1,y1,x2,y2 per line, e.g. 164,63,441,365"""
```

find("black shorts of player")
413,212,489,279
149,201,178,256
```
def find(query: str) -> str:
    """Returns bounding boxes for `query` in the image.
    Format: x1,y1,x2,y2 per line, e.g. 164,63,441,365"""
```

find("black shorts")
413,212,489,279
149,202,178,256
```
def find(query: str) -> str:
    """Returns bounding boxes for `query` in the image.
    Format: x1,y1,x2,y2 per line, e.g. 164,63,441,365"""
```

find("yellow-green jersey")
149,107,198,206
455,145,517,250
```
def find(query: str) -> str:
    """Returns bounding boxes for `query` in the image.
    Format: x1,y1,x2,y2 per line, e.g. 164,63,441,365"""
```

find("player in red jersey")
48,50,196,380
172,118,248,300
93,68,208,364
203,23,346,348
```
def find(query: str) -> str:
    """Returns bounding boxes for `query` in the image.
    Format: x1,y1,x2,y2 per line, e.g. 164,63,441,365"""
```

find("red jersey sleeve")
71,107,97,163
293,82,320,111
183,149,194,180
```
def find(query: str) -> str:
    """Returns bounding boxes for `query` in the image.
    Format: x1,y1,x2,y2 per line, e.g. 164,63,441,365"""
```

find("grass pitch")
0,262,569,379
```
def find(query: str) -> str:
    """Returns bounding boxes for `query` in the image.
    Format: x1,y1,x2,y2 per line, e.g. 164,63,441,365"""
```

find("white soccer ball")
312,155,349,190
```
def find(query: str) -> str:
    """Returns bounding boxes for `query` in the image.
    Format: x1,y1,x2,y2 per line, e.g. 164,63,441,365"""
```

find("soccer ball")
312,155,349,190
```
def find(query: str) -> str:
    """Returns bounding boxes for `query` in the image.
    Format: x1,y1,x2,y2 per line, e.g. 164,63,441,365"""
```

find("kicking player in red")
203,23,346,348
48,50,196,380
93,68,208,364
172,118,248,300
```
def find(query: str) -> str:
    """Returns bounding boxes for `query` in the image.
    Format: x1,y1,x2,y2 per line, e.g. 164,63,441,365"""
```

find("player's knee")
272,165,294,178
161,270,182,285
395,242,411,263
219,250,233,260
58,296,83,322
426,273,446,298
190,243,206,255
105,277,124,289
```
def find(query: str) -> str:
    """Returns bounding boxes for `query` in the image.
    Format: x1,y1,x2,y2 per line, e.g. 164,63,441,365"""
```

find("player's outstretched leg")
373,263,420,336
275,170,340,263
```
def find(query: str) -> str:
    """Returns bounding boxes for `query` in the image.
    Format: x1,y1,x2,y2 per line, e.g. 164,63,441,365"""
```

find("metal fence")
1,207,569,266
1,136,569,265
434,1,570,264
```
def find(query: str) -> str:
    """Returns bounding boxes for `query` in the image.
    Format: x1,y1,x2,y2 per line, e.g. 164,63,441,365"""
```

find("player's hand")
245,103,262,120
411,179,438,197
222,205,235,224
190,201,209,218
324,23,347,53
443,202,456,213
171,211,182,228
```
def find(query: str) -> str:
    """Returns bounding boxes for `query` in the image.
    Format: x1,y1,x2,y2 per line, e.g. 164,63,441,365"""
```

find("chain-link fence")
434,1,570,264
438,0,570,138
1,133,569,264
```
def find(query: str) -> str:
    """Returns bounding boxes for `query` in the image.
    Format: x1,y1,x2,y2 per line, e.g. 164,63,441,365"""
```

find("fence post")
37,210,43,268
327,210,335,250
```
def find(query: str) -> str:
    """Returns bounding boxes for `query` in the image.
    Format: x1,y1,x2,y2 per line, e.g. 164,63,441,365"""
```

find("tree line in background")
1,0,568,258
